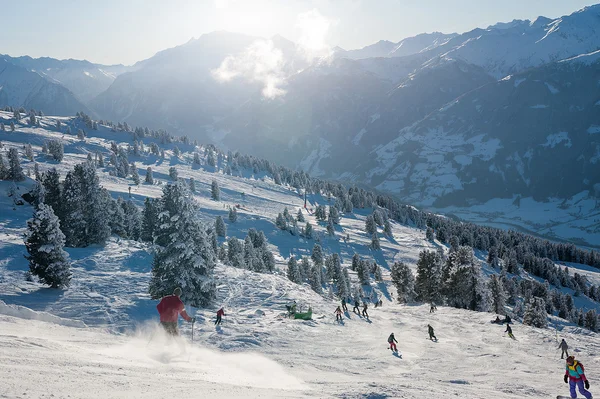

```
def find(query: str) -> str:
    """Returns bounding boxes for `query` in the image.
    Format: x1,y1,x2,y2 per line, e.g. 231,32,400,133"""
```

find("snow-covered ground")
1,112,600,398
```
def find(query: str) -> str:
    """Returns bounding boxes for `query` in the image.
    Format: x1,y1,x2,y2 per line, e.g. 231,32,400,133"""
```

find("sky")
2,0,597,65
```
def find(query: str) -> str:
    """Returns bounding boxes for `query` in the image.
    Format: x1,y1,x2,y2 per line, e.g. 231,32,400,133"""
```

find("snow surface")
1,112,600,398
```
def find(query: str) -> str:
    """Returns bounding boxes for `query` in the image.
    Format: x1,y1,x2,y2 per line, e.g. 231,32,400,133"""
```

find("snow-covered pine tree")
30,180,45,209
227,237,244,268
370,232,380,250
390,261,415,303
42,168,62,219
215,216,226,237
356,258,370,285
77,129,85,140
25,144,34,161
10,121,15,131
7,148,25,181
328,206,340,224
276,213,287,230
303,221,313,239
365,214,376,235
0,153,8,180
315,205,327,221
351,253,360,271
149,182,216,307
584,309,598,332
300,256,311,282
169,166,178,181
141,197,158,242
309,264,322,293
373,210,383,226
24,203,71,288
109,198,127,237
193,152,201,165
189,177,196,193
131,163,140,185
311,243,324,267
523,297,548,328
46,140,64,162
211,179,220,201
415,250,443,304
173,146,180,158
373,263,383,282
122,199,141,240
287,256,300,284
425,227,434,241
326,218,335,237
488,274,507,314
384,219,393,237
96,152,105,167
337,267,350,298
144,167,153,185
297,209,305,222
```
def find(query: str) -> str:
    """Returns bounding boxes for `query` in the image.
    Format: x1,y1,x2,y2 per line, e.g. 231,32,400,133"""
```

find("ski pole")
191,318,195,342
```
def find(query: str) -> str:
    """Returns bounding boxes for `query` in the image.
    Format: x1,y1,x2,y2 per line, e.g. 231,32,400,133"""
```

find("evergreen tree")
309,265,322,293
356,258,370,285
415,250,443,304
131,163,140,185
276,213,287,230
7,148,25,181
24,204,71,288
287,256,300,283
384,219,393,237
169,167,178,181
189,177,196,193
373,263,383,282
42,168,62,219
215,216,227,237
211,179,220,201
304,221,313,239
77,129,85,140
425,227,435,241
109,198,126,237
25,144,34,161
328,206,340,224
149,182,216,307
47,140,64,162
584,309,598,332
326,218,335,237
227,237,244,268
297,209,305,222
370,232,380,250
315,205,327,221
145,167,154,184
10,121,15,131
228,206,238,223
122,199,141,240
311,243,324,267
365,214,376,235
299,256,311,282
141,197,158,242
488,274,507,314
0,153,8,180
391,261,415,303
351,253,360,271
523,297,548,328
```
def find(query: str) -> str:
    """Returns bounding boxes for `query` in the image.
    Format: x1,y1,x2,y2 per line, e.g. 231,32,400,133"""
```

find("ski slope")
1,111,599,398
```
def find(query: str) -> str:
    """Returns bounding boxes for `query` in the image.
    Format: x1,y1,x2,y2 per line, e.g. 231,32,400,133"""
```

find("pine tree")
47,140,64,162
523,297,548,328
326,218,335,237
351,253,360,271
131,163,140,185
25,144,34,161
415,250,443,304
109,198,127,237
391,261,415,303
309,265,322,293
97,152,105,167
55,119,62,131
488,274,507,314
42,168,62,218
370,232,380,250
311,243,324,267
10,121,15,131
315,205,327,221
149,182,216,307
384,219,393,237
169,167,178,181
276,213,287,230
211,179,220,201
189,177,196,193
297,209,305,222
287,256,300,283
145,167,154,184
122,199,141,240
328,206,340,224
24,204,71,288
141,197,158,242
584,309,598,332
365,214,376,235
0,153,8,180
215,216,226,237
373,263,383,282
228,206,238,223
356,258,370,285
7,148,25,181
304,222,313,239
300,256,311,282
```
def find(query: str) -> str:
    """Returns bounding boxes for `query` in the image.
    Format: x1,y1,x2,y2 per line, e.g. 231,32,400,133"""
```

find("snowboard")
556,396,574,399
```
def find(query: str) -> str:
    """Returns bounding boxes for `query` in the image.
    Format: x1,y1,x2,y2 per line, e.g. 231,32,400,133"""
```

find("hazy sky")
2,0,597,65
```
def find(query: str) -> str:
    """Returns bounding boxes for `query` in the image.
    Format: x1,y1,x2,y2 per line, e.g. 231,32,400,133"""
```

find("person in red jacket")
156,287,194,336
215,307,225,326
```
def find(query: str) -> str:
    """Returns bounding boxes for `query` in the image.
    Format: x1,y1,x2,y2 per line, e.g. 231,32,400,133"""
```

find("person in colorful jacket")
215,307,225,326
156,287,194,336
564,355,592,399
388,333,398,352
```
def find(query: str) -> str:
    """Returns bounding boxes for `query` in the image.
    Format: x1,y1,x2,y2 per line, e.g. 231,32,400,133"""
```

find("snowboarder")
215,307,225,326
353,300,360,314
505,324,515,339
388,333,398,352
341,298,348,313
156,287,194,336
428,324,437,341
564,356,592,399
362,302,369,318
334,306,343,322
286,301,297,318
558,339,569,359
430,303,437,313
492,316,502,324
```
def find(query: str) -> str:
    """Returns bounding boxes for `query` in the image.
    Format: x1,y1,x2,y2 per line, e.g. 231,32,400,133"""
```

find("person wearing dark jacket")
428,324,437,341
215,307,225,326
353,300,360,314
341,298,348,313
558,339,569,359
388,333,398,352
505,324,515,339
156,287,194,336
362,303,369,318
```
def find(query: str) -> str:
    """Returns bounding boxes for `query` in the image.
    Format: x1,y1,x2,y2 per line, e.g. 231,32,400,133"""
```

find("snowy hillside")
1,112,600,398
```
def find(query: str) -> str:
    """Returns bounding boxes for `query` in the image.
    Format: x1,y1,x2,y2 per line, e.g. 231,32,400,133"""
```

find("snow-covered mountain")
0,58,93,115
1,54,130,104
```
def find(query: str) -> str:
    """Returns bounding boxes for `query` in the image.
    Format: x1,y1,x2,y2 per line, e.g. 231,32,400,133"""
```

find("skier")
564,356,592,399
493,316,501,324
388,333,398,352
215,307,225,326
378,299,383,307
558,339,569,359
341,298,348,313
428,324,437,341
362,302,369,318
353,299,360,314
334,306,343,322
430,303,437,313
156,287,194,336
505,324,515,339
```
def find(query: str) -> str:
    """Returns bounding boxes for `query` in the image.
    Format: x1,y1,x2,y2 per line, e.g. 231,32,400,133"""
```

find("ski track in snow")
0,111,599,398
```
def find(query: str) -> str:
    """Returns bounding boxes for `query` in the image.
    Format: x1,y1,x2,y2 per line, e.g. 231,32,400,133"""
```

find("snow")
1,111,600,398
351,128,367,145
531,104,548,109
587,125,600,134
542,131,572,148
514,78,526,87
545,82,560,94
